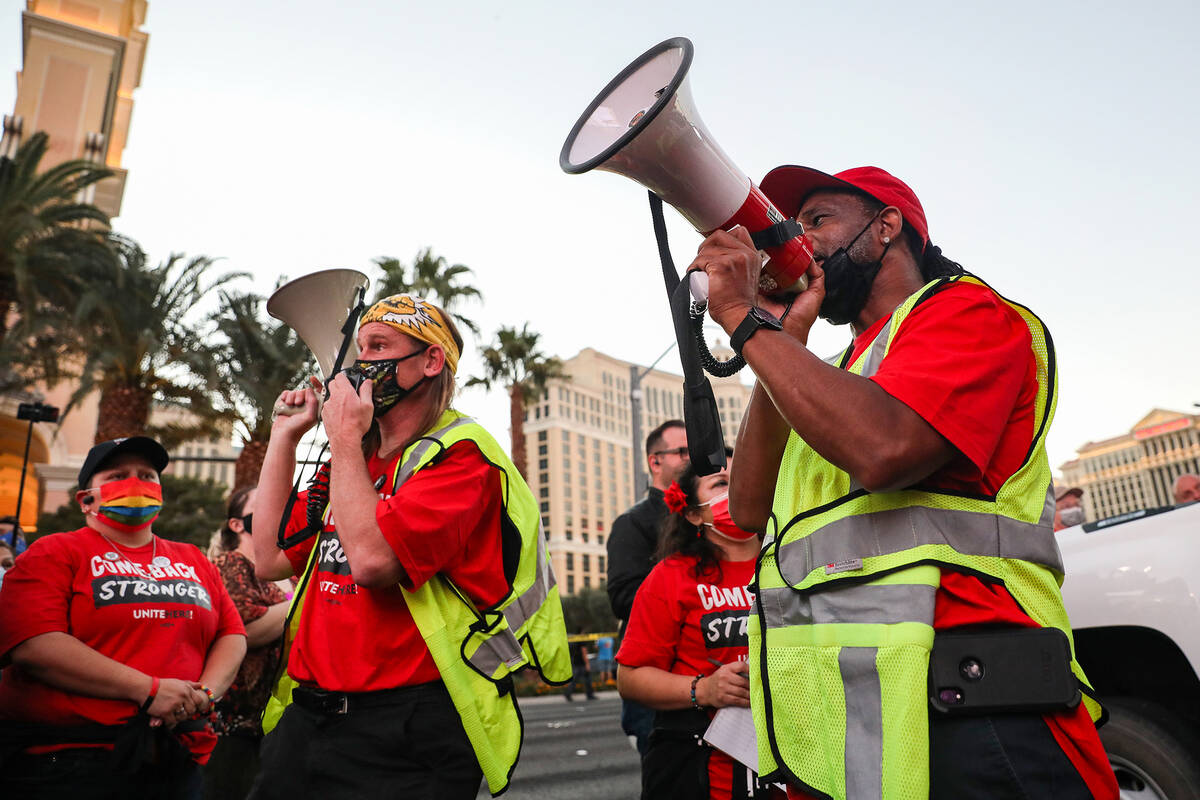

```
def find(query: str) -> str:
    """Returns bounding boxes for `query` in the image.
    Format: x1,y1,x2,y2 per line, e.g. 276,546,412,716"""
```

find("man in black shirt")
606,419,688,753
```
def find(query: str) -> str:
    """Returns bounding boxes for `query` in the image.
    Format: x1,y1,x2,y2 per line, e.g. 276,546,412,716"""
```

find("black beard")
818,248,886,326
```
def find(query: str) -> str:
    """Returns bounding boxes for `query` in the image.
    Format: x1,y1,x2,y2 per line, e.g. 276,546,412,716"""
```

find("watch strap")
730,308,781,356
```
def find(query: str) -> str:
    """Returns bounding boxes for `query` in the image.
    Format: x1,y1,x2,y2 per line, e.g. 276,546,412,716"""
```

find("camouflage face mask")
344,347,429,418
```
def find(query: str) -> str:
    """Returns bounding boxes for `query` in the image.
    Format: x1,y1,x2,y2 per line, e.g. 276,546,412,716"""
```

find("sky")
3,0,1197,470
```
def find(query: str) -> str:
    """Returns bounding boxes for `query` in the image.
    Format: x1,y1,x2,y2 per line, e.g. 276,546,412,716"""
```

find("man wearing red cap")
694,167,1116,799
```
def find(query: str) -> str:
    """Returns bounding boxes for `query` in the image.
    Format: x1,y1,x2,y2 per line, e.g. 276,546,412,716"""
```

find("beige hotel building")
2,1,241,529
1059,408,1200,523
522,346,751,595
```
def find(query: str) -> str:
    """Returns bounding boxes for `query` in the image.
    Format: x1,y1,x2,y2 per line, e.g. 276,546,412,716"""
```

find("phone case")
928,627,1081,715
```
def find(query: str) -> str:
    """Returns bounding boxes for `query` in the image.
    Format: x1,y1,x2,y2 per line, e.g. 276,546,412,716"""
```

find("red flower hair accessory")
663,481,688,515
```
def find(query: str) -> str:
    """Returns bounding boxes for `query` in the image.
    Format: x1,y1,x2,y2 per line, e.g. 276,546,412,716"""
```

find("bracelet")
199,684,216,709
140,676,160,713
690,674,703,710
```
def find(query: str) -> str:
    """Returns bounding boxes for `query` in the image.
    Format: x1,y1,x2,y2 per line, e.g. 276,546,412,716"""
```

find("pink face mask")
701,493,757,541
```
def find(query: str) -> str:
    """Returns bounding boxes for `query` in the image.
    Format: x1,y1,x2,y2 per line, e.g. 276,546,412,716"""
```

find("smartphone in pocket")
928,626,1081,715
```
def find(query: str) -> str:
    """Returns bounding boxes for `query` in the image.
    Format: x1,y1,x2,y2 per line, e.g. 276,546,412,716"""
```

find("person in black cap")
0,436,246,799
693,166,1116,798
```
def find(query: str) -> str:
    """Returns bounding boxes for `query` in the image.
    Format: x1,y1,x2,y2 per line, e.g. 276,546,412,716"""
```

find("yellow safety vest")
750,275,1102,800
263,409,571,796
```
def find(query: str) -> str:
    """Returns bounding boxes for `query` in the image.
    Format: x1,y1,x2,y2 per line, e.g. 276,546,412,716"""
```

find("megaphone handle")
272,379,325,419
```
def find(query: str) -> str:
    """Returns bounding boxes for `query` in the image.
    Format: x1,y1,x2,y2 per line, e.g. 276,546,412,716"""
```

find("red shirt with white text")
619,555,757,800
0,529,244,761
282,440,507,692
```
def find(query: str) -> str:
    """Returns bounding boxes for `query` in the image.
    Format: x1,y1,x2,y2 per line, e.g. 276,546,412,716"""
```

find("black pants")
564,665,594,700
203,731,262,800
621,698,656,756
247,682,482,800
0,746,202,800
930,712,1095,799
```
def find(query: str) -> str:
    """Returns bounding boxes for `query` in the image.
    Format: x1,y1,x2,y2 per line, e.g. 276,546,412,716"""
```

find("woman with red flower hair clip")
616,462,781,800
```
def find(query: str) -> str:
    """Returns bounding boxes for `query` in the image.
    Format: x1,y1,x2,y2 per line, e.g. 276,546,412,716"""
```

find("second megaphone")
266,268,370,417
560,37,811,297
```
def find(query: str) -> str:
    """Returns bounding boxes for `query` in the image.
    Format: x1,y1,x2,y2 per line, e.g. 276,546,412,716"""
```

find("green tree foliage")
152,474,229,549
560,585,618,635
371,247,482,334
466,324,567,478
209,287,316,489
32,474,227,550
0,131,116,392
66,234,246,445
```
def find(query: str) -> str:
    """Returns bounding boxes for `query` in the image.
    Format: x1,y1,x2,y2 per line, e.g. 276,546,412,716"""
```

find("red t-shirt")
0,528,245,761
618,555,757,800
786,281,1115,798
282,440,507,692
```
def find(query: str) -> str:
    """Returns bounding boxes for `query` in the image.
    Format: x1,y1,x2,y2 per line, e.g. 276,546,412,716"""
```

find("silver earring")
883,236,890,244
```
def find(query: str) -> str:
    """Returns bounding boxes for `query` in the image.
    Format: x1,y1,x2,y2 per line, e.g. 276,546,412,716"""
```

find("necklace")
97,529,170,568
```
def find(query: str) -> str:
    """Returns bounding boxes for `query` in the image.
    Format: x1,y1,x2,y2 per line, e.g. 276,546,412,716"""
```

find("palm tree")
372,247,483,334
466,324,567,478
209,287,317,489
0,131,115,391
66,234,246,444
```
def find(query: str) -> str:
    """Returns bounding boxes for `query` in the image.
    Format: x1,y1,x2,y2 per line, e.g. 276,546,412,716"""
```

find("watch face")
751,307,782,328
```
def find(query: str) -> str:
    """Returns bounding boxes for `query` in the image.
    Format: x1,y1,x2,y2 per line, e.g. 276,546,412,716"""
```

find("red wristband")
140,676,160,713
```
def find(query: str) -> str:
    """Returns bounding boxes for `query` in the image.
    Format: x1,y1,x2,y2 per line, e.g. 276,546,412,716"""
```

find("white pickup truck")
1059,500,1200,800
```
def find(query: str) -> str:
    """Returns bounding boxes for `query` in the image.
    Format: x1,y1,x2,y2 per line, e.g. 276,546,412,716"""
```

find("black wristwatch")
729,307,783,355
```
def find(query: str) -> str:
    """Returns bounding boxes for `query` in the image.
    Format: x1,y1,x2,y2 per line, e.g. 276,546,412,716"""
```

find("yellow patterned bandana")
359,294,460,374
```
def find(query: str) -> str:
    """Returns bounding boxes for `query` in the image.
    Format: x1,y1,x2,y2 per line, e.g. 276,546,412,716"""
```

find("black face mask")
344,347,429,419
818,214,891,326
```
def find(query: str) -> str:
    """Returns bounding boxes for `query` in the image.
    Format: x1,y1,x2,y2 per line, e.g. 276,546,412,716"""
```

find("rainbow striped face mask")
86,477,163,533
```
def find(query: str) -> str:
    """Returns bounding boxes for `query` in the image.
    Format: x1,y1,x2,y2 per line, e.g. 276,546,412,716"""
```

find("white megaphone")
266,268,370,416
560,37,811,297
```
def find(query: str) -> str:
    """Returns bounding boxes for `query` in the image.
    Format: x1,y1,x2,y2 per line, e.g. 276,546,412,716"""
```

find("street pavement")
477,690,641,799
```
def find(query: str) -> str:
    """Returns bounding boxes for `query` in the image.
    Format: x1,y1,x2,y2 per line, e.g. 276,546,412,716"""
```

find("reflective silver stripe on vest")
468,509,559,676
833,320,892,496
504,520,557,628
858,317,894,380
840,647,883,800
469,628,524,676
776,500,1063,586
823,352,845,367
392,416,478,491
758,582,936,629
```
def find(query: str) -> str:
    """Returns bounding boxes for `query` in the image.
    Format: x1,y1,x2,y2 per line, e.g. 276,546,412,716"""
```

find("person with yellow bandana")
250,294,569,800
690,166,1117,799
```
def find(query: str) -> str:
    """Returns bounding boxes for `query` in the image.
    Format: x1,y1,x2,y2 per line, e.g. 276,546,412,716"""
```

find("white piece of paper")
702,706,758,770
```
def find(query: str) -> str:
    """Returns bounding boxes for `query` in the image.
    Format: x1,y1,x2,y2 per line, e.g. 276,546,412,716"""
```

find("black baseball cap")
77,437,170,490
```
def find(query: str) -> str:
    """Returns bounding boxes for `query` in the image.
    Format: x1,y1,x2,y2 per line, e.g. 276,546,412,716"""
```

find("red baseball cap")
760,165,929,248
